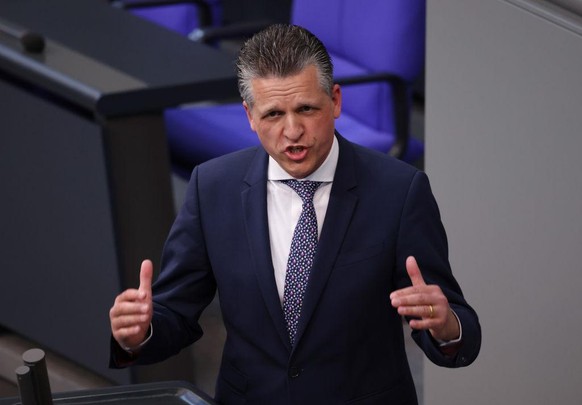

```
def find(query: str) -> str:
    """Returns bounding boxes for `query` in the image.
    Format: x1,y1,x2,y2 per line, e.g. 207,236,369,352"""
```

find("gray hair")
236,24,334,107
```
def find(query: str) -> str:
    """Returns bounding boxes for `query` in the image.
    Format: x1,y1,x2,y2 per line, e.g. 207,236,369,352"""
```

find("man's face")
243,65,341,179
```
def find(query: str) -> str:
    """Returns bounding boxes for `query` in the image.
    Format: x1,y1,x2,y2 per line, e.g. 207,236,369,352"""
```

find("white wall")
424,0,582,403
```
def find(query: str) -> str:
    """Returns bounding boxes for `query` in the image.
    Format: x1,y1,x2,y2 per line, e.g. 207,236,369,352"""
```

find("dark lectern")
2,349,218,404
0,0,238,386
0,381,217,405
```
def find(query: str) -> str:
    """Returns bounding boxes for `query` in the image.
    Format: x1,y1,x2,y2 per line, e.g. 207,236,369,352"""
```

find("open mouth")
285,145,308,161
288,146,305,154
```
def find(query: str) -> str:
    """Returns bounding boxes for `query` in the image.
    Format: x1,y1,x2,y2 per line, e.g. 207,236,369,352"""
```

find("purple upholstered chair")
165,0,426,178
111,0,222,36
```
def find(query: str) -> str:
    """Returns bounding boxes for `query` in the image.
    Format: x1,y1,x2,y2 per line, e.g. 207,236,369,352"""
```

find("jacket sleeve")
110,166,217,368
395,171,481,368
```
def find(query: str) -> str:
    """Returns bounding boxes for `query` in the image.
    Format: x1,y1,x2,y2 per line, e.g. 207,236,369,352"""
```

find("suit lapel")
293,136,359,348
241,149,292,351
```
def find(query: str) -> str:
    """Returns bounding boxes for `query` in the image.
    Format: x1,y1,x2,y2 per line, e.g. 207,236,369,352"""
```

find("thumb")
138,259,153,298
406,256,426,286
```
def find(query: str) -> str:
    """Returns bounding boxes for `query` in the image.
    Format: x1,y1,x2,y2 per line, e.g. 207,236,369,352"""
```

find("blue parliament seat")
163,0,427,177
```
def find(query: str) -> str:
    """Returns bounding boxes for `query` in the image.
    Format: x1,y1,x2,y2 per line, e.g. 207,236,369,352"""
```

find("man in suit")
109,24,481,404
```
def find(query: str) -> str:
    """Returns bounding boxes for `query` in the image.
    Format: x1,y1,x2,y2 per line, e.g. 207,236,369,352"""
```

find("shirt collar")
267,136,338,182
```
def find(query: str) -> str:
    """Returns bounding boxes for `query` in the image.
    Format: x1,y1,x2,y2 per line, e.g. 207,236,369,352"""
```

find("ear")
331,84,342,119
242,101,256,132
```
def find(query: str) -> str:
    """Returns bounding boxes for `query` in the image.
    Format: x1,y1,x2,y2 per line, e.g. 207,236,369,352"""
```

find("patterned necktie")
281,180,322,345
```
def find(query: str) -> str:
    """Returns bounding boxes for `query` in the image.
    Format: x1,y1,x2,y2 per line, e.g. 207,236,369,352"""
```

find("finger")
110,299,152,346
406,256,426,287
396,303,437,319
138,259,154,299
409,318,442,331
113,324,149,348
110,312,151,331
113,289,143,305
390,291,429,307
113,325,142,340
110,300,150,319
390,286,420,301
390,283,440,304
408,308,449,334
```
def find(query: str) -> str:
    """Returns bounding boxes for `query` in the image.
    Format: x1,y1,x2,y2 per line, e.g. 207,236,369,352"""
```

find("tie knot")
281,180,322,203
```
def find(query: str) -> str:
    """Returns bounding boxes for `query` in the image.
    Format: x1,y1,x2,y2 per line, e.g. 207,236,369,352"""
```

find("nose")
282,114,303,141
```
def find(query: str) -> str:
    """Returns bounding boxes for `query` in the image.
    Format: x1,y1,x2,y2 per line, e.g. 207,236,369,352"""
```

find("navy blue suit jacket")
116,135,481,404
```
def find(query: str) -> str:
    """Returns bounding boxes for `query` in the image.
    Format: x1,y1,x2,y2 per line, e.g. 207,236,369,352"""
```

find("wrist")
433,308,462,343
121,323,153,354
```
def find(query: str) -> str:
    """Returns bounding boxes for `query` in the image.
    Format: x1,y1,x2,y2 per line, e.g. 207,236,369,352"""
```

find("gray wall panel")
425,0,582,403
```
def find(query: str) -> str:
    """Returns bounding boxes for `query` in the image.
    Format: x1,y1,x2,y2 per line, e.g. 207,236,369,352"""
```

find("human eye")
263,110,282,119
299,105,317,114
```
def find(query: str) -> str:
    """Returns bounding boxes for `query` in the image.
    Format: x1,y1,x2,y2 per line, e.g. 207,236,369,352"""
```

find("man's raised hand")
109,259,154,351
390,256,460,342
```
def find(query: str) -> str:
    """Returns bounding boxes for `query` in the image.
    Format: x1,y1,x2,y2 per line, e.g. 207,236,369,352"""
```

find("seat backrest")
291,0,425,132
122,0,223,36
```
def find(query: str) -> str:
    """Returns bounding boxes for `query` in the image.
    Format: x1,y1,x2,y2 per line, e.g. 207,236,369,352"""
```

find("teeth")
289,146,303,153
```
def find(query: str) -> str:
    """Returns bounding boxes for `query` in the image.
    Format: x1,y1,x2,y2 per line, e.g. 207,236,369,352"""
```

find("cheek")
256,126,279,151
311,116,334,137
257,121,283,139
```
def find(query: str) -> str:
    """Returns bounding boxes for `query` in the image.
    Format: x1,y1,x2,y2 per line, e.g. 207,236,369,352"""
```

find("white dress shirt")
267,136,339,302
264,136,461,345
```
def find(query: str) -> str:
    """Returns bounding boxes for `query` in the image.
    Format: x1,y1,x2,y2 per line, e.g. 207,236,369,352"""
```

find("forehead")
249,65,325,108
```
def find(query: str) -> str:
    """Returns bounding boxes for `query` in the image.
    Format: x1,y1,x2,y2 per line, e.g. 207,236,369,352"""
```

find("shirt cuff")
121,323,153,354
436,309,462,347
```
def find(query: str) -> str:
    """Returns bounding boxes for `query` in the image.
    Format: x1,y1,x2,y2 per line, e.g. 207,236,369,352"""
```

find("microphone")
0,20,45,53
